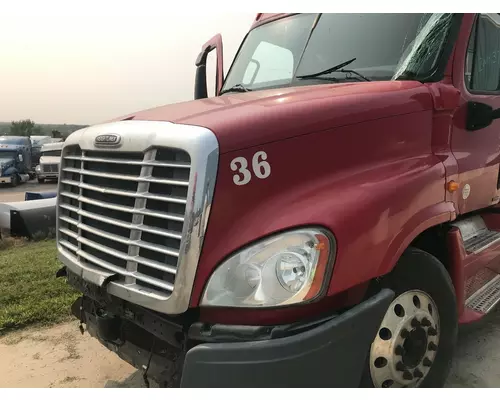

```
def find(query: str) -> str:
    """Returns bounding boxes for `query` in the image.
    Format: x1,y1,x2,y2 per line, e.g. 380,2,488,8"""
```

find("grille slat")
76,248,175,292
42,164,59,173
61,192,184,222
74,221,181,256
62,167,189,187
60,180,187,204
76,236,178,275
80,208,181,239
58,145,191,296
64,155,190,169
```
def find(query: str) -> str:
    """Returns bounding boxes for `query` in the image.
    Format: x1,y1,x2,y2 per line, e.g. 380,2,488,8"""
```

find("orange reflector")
448,181,460,192
315,242,326,250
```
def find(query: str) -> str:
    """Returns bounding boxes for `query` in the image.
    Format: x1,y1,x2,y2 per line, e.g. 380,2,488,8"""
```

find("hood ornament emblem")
94,134,121,147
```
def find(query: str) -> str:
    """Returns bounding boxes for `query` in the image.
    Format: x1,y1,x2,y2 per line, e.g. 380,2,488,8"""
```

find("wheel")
38,178,45,184
10,174,19,187
361,248,457,388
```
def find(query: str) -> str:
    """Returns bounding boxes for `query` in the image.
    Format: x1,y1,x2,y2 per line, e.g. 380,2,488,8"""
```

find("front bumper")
36,173,59,179
69,267,393,387
183,289,393,388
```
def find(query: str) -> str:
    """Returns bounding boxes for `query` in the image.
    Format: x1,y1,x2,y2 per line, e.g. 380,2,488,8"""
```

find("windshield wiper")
337,69,371,82
296,57,370,82
220,84,252,95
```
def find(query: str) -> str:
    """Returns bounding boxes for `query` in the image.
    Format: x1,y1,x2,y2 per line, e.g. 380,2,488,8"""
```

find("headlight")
201,228,335,308
35,165,41,172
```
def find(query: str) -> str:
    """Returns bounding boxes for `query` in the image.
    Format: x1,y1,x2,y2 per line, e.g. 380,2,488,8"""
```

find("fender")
193,109,446,325
378,201,456,278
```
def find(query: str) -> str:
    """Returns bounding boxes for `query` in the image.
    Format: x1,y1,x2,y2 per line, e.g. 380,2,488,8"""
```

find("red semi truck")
56,13,500,387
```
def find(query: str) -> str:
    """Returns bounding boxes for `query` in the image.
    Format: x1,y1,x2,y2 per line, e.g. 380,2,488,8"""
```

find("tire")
360,247,457,388
10,174,19,187
38,178,45,184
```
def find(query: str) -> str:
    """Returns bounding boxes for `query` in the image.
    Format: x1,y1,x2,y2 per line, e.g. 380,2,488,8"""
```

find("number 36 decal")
230,151,271,186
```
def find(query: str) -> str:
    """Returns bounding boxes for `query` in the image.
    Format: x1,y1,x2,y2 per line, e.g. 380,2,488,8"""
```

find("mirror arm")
194,34,224,100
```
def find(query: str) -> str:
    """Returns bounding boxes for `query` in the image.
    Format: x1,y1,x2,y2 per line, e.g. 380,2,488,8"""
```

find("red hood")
115,81,433,154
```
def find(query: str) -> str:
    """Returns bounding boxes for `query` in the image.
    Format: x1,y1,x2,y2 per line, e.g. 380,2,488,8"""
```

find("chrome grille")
42,164,59,173
58,145,191,296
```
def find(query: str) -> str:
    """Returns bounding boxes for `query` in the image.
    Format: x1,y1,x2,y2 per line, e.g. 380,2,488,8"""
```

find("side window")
242,41,294,86
466,14,500,92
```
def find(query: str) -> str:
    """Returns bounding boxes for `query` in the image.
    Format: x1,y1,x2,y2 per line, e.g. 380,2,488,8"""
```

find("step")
451,215,500,254
466,274,500,313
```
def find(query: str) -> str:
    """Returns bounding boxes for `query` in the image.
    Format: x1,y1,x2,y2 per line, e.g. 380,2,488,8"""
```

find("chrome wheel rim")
369,290,440,388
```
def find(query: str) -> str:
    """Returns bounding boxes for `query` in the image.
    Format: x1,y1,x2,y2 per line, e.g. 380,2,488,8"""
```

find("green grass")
0,240,79,334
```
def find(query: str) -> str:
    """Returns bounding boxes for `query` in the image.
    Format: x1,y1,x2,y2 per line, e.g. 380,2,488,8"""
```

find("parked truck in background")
35,142,63,183
0,136,32,186
56,13,500,387
30,135,55,166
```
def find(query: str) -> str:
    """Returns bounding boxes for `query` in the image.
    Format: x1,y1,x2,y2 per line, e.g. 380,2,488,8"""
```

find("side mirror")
466,101,500,131
194,34,224,100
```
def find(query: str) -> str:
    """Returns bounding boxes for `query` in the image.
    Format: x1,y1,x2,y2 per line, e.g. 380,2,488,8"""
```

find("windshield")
0,151,18,161
0,138,28,146
222,13,454,92
41,150,61,157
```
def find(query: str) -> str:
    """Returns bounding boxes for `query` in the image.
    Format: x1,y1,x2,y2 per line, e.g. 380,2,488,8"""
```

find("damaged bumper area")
68,272,394,387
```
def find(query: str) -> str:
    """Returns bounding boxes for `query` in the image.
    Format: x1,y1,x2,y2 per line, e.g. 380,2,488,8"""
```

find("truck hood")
116,80,434,154
39,156,61,164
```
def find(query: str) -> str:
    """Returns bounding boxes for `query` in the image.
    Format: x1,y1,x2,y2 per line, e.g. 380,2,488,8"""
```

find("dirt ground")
0,321,139,388
0,307,500,388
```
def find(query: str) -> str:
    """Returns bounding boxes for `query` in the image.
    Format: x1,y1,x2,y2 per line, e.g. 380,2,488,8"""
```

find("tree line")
1,119,87,138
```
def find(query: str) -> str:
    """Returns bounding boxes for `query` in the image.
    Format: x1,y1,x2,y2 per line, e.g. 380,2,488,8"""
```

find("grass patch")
0,240,79,334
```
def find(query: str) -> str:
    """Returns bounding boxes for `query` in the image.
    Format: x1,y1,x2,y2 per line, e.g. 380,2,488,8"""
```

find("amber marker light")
448,181,460,192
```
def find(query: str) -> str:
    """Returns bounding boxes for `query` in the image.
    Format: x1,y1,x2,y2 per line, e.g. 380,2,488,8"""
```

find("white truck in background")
35,142,63,183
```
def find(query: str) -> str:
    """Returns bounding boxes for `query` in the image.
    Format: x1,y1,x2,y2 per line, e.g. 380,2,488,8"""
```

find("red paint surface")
451,14,500,214
459,307,485,324
448,227,466,316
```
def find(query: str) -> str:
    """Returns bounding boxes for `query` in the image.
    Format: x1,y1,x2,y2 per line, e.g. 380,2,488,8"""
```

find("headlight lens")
201,228,334,308
35,165,41,172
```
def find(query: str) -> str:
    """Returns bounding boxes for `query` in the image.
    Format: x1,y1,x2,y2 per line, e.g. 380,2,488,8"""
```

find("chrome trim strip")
60,180,187,204
56,120,219,314
61,167,190,187
64,155,191,169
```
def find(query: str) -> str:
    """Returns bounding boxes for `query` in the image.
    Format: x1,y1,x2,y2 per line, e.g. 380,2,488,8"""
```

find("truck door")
451,13,500,214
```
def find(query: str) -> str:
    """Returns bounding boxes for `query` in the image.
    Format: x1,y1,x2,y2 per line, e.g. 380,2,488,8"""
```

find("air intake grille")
42,164,58,173
57,145,191,297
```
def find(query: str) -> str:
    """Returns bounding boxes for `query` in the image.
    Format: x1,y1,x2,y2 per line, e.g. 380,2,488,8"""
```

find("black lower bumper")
72,283,393,388
183,289,393,387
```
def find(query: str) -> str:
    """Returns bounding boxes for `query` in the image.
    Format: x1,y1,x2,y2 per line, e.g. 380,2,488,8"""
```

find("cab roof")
252,13,292,28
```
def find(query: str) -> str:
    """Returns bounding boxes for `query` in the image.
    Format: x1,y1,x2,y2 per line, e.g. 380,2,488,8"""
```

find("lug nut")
403,371,413,380
401,328,409,339
428,342,438,351
423,357,432,367
421,317,431,327
395,345,404,356
428,327,437,336
411,317,420,328
414,368,424,378
396,361,405,371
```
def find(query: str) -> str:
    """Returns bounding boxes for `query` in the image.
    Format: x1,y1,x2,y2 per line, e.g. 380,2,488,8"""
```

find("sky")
0,11,255,125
